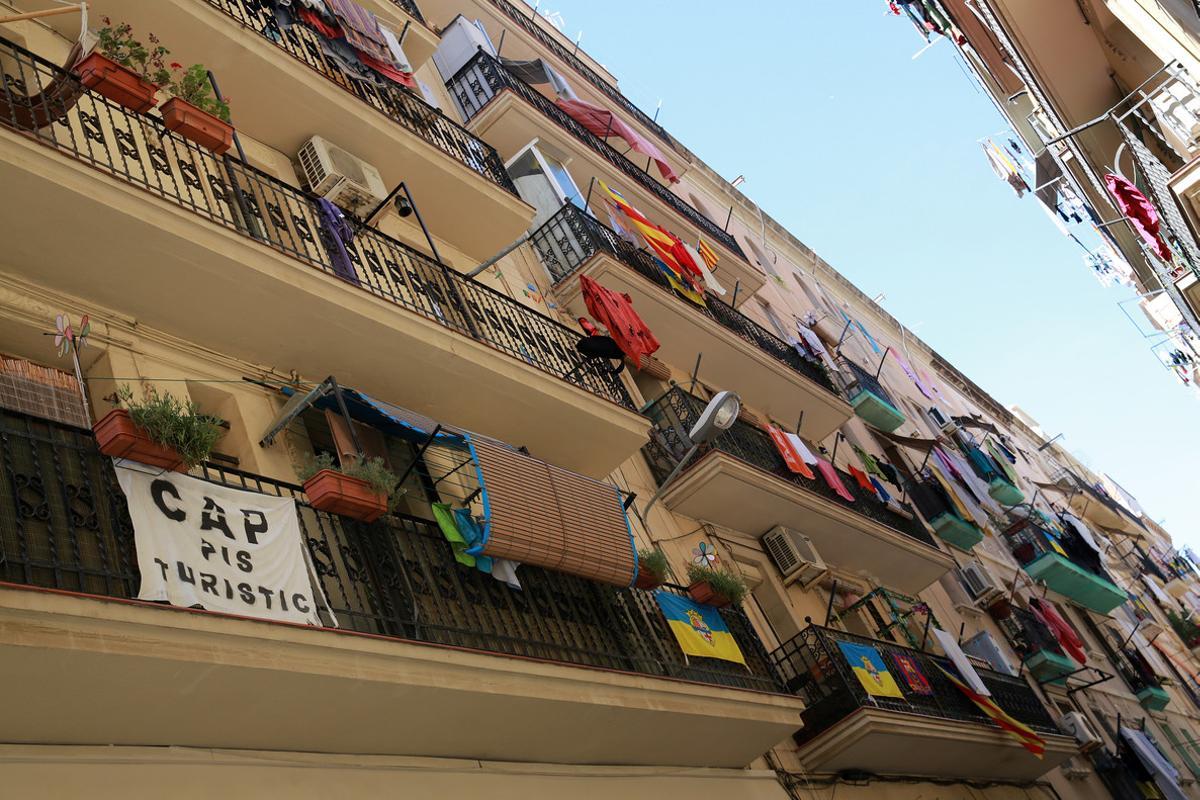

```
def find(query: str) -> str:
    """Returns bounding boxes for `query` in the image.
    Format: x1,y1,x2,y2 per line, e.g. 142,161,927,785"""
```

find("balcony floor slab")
0,585,804,769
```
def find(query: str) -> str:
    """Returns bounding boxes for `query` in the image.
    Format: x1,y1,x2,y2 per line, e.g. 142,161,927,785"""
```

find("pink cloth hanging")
1105,173,1172,262
815,458,856,503
556,98,679,184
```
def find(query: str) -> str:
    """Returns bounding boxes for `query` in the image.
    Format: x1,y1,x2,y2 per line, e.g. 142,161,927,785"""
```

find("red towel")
815,458,855,503
767,424,815,480
848,465,875,493
1031,598,1087,664
1105,173,1171,262
579,274,660,365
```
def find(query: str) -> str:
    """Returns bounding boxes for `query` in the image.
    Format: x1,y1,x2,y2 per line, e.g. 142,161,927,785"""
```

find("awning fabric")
468,437,637,587
869,427,940,453
298,384,637,587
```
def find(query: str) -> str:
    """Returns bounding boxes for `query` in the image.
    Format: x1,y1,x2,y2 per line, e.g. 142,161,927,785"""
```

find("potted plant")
298,453,398,523
160,63,233,153
93,385,222,471
75,19,170,113
685,563,747,608
635,547,669,590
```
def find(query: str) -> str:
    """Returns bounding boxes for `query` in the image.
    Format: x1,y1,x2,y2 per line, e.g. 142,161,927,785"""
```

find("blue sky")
542,0,1200,543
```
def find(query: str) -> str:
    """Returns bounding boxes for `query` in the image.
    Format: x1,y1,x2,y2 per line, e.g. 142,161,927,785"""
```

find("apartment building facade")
0,0,1199,798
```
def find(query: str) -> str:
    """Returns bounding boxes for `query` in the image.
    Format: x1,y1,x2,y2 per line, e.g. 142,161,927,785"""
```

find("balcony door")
508,142,591,282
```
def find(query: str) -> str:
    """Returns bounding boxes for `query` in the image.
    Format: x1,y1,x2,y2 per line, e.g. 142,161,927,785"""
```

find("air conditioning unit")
958,561,1003,606
296,135,388,214
762,526,828,589
1058,711,1104,754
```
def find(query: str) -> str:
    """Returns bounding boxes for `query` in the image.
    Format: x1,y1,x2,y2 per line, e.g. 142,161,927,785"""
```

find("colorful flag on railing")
600,180,707,306
892,652,933,695
934,662,1047,758
696,237,719,270
654,591,746,665
836,640,905,698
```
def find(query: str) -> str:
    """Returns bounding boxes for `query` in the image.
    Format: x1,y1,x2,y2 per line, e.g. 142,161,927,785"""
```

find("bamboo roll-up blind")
470,437,636,586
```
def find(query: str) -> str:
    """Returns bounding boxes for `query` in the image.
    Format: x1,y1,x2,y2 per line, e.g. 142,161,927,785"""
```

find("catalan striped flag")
600,181,706,306
934,663,1046,758
696,237,719,270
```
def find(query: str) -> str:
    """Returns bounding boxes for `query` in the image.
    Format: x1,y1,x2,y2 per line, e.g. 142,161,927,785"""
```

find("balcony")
960,444,1024,506
1083,614,1172,712
445,52,764,299
642,388,955,594
771,625,1075,781
840,360,905,432
906,479,984,551
0,38,647,475
27,0,532,258
532,204,853,441
998,607,1080,685
0,410,803,767
1004,519,1127,614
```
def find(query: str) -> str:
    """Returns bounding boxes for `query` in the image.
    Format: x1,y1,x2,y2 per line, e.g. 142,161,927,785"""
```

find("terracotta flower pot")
687,580,732,608
159,97,234,154
303,469,387,523
93,409,186,472
74,51,157,113
635,570,665,591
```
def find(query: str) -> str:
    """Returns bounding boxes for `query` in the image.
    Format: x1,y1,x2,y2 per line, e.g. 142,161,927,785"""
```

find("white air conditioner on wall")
761,526,828,589
1058,711,1104,754
296,135,388,214
958,561,1003,606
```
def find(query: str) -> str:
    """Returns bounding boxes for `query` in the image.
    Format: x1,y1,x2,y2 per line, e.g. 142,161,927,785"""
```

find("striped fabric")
325,0,393,63
696,237,719,269
935,663,1046,758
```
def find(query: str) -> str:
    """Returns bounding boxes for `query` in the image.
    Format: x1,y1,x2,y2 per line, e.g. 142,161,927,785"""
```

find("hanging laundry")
579,273,660,365
379,25,412,72
986,440,1021,486
501,57,576,100
815,458,856,503
981,139,1029,197
795,323,840,375
491,558,522,590
870,477,893,503
1030,597,1086,664
852,445,884,479
326,0,392,63
684,241,726,295
453,508,493,573
848,465,876,494
604,200,639,246
315,197,360,285
1105,173,1173,262
877,461,901,486
782,433,818,472
558,98,679,183
432,503,477,567
356,50,415,88
767,424,815,479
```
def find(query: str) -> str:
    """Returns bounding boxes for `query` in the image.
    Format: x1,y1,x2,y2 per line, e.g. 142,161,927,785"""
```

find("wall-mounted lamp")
641,391,741,518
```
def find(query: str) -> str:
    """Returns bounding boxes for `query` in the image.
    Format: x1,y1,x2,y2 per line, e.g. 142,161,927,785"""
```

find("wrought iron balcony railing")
0,409,782,693
0,37,631,410
445,51,746,259
207,0,512,192
385,0,426,24
642,388,936,547
1004,518,1119,586
480,0,672,146
530,203,838,393
771,624,1059,744
840,358,896,406
1000,606,1069,663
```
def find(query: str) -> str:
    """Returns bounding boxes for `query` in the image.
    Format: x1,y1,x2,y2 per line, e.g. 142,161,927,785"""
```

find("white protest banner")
116,466,323,626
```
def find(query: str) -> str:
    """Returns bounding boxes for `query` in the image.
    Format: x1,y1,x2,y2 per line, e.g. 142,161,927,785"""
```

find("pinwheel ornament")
692,542,719,567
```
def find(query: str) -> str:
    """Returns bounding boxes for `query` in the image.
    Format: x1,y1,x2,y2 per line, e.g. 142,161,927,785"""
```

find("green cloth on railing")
852,445,884,479
987,440,1021,486
432,502,476,567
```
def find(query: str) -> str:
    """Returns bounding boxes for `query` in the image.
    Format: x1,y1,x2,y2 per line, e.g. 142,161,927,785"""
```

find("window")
745,238,778,277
